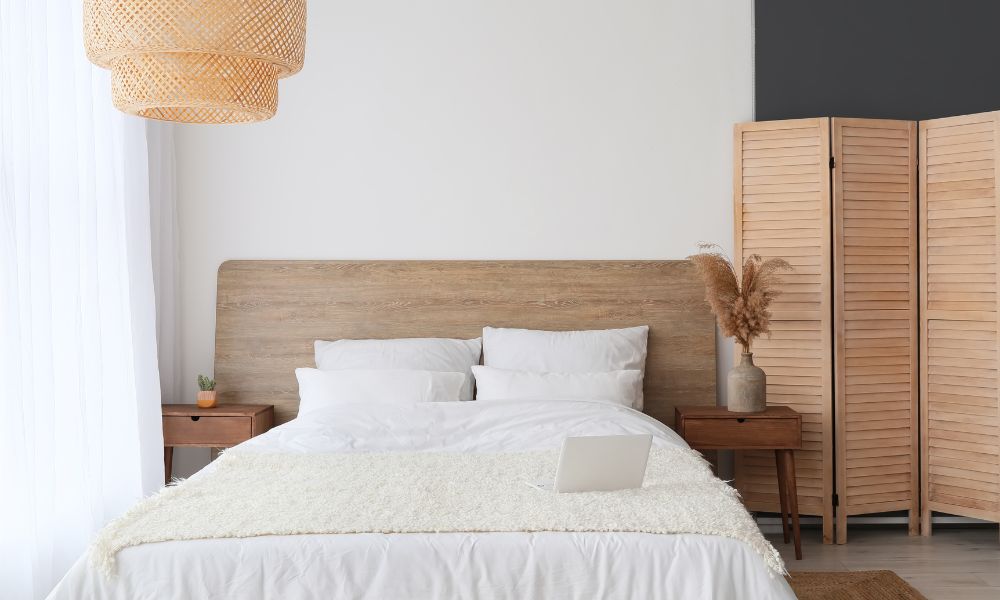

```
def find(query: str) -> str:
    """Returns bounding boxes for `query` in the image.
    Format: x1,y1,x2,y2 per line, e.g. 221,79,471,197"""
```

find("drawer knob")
190,416,201,422
737,418,746,423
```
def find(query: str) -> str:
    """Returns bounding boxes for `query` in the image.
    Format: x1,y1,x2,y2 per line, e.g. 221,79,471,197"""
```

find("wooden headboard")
214,260,716,426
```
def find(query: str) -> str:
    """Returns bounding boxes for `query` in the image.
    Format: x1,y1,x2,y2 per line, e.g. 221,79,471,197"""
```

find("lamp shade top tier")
83,0,307,123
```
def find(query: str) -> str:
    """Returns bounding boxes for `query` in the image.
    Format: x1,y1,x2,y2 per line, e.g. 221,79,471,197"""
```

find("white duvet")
49,399,796,600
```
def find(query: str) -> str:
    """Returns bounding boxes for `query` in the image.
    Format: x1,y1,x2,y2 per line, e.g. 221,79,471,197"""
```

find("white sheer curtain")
148,122,181,406
0,1,167,598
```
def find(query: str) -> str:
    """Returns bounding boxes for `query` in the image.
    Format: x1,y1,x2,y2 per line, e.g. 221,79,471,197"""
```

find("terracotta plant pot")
727,352,766,413
197,390,217,409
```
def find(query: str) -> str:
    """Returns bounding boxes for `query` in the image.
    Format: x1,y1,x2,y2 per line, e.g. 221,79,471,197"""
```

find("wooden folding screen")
919,111,1000,532
734,118,919,544
733,118,835,543
831,119,919,543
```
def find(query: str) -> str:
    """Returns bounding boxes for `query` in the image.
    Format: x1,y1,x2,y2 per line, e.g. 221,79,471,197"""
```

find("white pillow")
471,366,643,407
295,368,466,416
482,326,649,409
314,337,482,400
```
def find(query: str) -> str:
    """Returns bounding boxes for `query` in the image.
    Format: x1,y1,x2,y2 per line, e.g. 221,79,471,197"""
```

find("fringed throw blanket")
91,448,785,576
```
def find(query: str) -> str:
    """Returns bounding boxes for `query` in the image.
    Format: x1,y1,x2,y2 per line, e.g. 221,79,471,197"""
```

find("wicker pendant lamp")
83,0,307,124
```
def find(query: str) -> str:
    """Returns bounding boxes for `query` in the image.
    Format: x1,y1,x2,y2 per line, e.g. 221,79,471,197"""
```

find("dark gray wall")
754,0,1000,121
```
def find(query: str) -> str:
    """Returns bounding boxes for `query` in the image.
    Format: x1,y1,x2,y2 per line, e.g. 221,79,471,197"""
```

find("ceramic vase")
727,352,766,413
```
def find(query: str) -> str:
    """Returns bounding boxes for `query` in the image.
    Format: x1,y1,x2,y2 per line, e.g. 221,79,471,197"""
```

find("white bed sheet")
49,399,796,600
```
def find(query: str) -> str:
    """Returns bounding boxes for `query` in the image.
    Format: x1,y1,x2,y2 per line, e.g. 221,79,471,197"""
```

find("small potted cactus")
196,374,217,408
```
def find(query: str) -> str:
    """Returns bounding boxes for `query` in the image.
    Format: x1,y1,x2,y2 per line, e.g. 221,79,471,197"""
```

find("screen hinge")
829,156,836,169
832,493,840,507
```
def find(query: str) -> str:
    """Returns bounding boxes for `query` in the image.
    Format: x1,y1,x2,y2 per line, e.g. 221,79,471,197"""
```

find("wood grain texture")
161,403,275,447
161,404,275,483
676,404,804,558
919,111,1000,532
213,260,717,425
676,405,802,450
161,404,274,417
733,118,836,543
772,527,1000,600
162,416,252,446
832,118,919,543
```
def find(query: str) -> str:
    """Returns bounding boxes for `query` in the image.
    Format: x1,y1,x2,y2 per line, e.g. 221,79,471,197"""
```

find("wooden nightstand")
162,404,274,484
675,405,803,560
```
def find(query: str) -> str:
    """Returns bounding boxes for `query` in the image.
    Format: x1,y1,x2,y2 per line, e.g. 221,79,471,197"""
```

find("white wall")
171,0,754,475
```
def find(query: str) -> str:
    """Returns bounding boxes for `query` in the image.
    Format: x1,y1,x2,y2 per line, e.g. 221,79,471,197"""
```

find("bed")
48,261,796,599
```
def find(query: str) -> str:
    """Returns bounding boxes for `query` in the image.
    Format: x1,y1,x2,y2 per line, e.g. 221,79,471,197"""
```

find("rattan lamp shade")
83,0,306,124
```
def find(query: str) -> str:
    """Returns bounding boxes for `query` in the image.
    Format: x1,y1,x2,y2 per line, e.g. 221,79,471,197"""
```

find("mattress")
49,399,796,599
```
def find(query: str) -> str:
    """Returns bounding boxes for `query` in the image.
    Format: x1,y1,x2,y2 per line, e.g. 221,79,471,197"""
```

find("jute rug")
788,571,927,600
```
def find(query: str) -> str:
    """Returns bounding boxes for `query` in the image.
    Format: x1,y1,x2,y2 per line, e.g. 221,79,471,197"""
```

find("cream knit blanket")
91,448,784,577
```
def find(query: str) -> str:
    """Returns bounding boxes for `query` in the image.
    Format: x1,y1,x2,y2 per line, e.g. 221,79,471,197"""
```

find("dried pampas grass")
688,243,792,353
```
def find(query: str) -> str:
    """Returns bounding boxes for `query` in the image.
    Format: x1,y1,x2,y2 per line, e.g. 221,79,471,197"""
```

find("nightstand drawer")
682,417,800,450
162,415,252,446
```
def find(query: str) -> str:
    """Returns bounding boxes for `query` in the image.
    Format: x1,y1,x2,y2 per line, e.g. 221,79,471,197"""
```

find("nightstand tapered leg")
775,450,790,544
778,449,802,560
164,446,173,485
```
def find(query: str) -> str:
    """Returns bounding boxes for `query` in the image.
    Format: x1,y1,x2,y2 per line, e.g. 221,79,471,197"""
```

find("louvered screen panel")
733,118,835,543
920,111,1000,530
831,119,918,543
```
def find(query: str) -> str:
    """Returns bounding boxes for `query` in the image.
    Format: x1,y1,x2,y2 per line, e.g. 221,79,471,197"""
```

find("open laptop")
529,434,653,493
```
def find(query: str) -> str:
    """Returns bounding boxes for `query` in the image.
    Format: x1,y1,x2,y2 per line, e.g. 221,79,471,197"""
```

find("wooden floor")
767,526,1000,600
